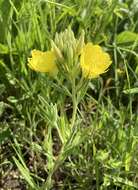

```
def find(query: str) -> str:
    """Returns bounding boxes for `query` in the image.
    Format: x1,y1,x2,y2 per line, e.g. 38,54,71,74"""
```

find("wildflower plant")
25,28,112,189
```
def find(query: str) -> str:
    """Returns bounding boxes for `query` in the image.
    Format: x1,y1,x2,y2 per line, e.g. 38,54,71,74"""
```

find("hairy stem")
43,78,78,190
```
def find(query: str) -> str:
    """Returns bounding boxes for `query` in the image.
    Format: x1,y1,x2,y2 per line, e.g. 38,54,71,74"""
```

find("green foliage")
117,31,138,44
0,0,138,190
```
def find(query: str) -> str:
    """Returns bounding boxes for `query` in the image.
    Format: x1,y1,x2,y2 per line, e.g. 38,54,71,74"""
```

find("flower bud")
51,40,64,60
76,30,85,55
58,33,64,50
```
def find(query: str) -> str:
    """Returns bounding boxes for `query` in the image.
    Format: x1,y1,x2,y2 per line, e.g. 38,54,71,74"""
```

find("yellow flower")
80,43,112,78
28,50,58,75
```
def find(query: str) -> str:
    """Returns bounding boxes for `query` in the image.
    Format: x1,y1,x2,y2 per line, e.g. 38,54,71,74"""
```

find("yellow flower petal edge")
28,49,58,76
80,43,112,79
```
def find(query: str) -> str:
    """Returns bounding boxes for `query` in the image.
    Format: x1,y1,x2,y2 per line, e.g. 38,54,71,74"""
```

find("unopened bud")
51,40,64,60
67,44,74,66
76,30,85,55
55,33,59,45
58,33,64,50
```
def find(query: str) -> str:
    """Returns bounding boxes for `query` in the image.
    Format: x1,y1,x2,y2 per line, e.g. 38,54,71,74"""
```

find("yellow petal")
28,49,58,75
80,43,112,79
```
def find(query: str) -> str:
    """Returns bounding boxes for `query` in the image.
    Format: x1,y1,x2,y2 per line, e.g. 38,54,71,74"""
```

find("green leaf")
96,150,109,162
105,174,138,189
13,157,38,190
123,88,138,94
0,0,11,43
7,96,18,103
0,101,5,117
0,84,5,95
0,128,11,144
0,43,9,54
13,141,39,190
117,31,138,44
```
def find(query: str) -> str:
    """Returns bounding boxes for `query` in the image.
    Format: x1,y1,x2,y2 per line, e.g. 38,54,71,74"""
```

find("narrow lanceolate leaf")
0,0,11,43
123,88,138,94
117,31,138,44
105,174,138,189
13,157,39,190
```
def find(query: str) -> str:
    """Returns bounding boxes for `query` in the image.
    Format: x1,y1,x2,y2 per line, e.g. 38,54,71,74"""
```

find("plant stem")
43,153,63,190
43,78,78,190
71,78,77,128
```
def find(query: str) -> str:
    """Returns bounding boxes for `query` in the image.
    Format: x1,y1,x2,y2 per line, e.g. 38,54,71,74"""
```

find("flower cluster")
28,29,112,79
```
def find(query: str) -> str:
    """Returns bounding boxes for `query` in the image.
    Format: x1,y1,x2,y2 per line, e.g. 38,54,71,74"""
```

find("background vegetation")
0,0,138,189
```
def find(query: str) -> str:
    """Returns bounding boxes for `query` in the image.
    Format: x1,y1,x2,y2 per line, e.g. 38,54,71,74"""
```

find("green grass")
0,0,138,189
